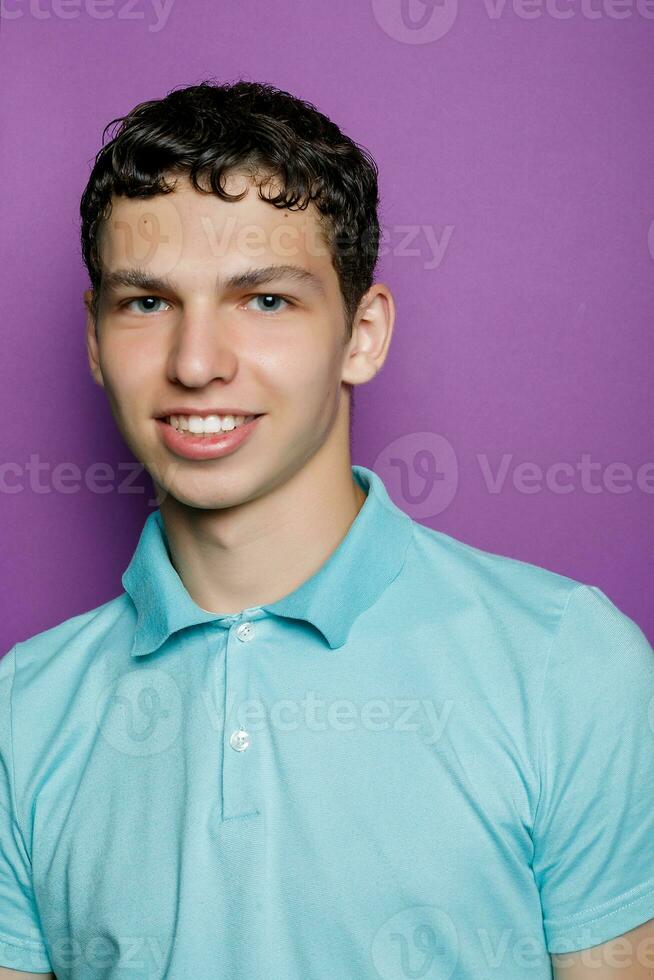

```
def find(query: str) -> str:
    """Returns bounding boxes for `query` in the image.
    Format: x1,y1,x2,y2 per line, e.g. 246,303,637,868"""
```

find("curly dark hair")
79,78,382,343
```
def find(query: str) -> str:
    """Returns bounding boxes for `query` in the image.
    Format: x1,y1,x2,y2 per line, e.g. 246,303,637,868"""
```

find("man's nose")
166,307,240,388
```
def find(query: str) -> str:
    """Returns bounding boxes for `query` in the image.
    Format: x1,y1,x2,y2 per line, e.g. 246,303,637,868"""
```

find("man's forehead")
107,170,322,230
101,174,331,269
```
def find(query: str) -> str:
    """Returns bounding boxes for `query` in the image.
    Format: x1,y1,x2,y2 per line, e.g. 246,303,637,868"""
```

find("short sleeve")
531,584,654,954
0,646,54,973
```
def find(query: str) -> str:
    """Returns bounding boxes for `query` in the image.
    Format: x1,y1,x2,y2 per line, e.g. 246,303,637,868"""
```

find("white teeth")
168,414,253,434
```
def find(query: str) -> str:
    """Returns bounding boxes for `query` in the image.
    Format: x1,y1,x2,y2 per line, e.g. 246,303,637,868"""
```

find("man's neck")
157,457,367,616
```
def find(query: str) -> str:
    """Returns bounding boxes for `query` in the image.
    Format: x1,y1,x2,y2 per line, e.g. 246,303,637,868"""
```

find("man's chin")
151,476,259,514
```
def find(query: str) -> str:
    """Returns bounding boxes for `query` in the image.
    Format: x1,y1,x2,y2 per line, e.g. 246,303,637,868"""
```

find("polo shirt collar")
122,464,413,657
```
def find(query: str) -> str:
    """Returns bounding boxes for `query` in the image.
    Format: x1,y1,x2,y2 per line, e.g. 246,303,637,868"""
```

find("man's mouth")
158,413,262,437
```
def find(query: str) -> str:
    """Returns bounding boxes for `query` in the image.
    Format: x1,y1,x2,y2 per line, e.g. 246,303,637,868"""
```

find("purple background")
1,0,653,653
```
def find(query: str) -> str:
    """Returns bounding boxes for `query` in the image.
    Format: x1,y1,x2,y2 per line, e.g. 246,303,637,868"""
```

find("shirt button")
235,622,255,642
229,729,251,752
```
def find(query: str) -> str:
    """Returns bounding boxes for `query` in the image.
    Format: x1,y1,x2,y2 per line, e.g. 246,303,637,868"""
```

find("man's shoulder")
404,520,654,693
409,517,584,594
407,518,589,629
2,592,133,676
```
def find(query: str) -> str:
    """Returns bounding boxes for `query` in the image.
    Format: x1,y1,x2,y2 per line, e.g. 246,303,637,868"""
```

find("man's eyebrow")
100,264,326,298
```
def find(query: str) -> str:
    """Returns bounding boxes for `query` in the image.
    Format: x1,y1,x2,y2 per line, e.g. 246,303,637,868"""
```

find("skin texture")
84,170,395,614
0,972,55,979
551,917,654,978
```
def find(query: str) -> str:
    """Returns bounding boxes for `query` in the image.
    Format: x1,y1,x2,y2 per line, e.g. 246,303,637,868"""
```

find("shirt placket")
220,609,265,821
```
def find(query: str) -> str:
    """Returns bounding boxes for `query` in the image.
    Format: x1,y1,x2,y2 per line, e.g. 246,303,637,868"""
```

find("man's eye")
118,294,293,315
245,294,293,314
121,296,171,314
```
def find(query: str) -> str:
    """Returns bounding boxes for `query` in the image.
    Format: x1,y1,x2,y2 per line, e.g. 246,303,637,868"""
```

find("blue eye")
247,294,292,314
123,296,170,314
119,293,294,316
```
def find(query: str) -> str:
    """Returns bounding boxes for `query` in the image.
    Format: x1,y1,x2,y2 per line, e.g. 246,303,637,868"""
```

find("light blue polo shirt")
1,463,653,979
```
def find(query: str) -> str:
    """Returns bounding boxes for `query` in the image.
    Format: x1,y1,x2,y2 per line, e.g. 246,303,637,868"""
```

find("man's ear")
341,283,396,388
84,289,104,389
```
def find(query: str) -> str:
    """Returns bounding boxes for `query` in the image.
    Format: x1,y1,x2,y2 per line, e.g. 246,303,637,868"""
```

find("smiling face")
85,171,393,512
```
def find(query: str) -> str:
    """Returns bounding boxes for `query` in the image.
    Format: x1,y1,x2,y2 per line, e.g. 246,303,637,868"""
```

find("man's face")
86,171,361,510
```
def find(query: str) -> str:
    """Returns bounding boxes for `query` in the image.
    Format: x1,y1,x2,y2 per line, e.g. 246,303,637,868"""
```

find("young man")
1,80,653,980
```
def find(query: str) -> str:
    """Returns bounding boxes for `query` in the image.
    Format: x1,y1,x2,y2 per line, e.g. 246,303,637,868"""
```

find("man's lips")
155,409,264,419
154,414,264,460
